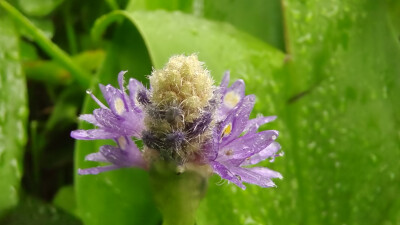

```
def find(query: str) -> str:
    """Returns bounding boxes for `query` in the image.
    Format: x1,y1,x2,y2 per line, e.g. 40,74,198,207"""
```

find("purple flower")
205,72,282,189
71,71,147,174
71,55,282,189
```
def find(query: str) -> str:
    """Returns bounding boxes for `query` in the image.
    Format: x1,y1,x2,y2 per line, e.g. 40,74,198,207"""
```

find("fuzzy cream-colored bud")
142,54,217,165
149,54,214,122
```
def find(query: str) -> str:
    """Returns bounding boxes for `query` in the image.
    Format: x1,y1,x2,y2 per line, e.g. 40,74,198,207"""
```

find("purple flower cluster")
71,71,147,174
204,72,282,189
71,70,282,189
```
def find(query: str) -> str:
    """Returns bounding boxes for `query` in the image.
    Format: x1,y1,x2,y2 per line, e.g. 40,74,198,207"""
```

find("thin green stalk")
0,1,91,89
63,2,78,55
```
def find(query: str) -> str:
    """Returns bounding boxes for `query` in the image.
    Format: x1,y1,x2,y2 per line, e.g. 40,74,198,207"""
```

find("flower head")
71,54,282,189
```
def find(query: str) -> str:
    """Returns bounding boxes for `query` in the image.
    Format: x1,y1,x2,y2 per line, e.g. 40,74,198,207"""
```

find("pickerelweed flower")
71,54,283,189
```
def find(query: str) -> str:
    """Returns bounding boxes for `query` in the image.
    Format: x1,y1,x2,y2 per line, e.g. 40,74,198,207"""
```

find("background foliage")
0,0,399,224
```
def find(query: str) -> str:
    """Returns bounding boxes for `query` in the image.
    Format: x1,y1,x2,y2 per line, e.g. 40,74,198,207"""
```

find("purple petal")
117,70,142,113
241,142,281,166
226,79,245,99
218,130,278,163
229,166,279,188
128,78,146,106
211,161,245,189
219,95,255,145
93,109,143,137
244,116,277,135
118,71,128,93
201,140,218,161
247,167,283,179
79,114,101,127
123,138,146,168
70,129,120,140
85,152,108,162
86,90,107,109
121,111,145,138
78,165,122,175
93,108,124,130
100,145,133,167
99,84,128,115
217,79,246,119
220,71,230,89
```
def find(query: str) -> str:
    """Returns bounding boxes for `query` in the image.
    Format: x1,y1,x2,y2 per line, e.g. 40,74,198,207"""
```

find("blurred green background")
0,0,399,224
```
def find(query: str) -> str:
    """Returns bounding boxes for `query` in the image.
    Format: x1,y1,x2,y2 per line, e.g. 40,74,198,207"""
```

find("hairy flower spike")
143,54,216,164
71,54,283,190
149,54,214,122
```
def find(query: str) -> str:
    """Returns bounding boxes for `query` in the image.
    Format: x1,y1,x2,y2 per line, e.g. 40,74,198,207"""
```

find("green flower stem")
0,1,91,89
149,162,208,225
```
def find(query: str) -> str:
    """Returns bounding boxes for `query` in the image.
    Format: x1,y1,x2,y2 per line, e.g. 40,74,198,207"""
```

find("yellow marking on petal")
118,136,127,150
223,91,241,108
272,135,277,140
114,98,125,115
222,123,232,138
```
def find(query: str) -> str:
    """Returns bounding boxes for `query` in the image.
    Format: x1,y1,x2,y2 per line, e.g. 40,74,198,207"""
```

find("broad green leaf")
126,0,285,50
0,9,28,218
91,10,286,224
202,0,285,51
281,1,400,224
92,10,284,82
17,0,64,17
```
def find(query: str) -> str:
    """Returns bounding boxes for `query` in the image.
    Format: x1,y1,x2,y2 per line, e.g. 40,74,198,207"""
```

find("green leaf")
202,0,285,51
0,8,28,218
17,0,64,17
53,185,79,218
387,0,400,40
92,10,285,80
281,1,400,224
90,10,286,225
126,0,285,50
126,0,195,13
1,196,82,225
89,5,400,225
